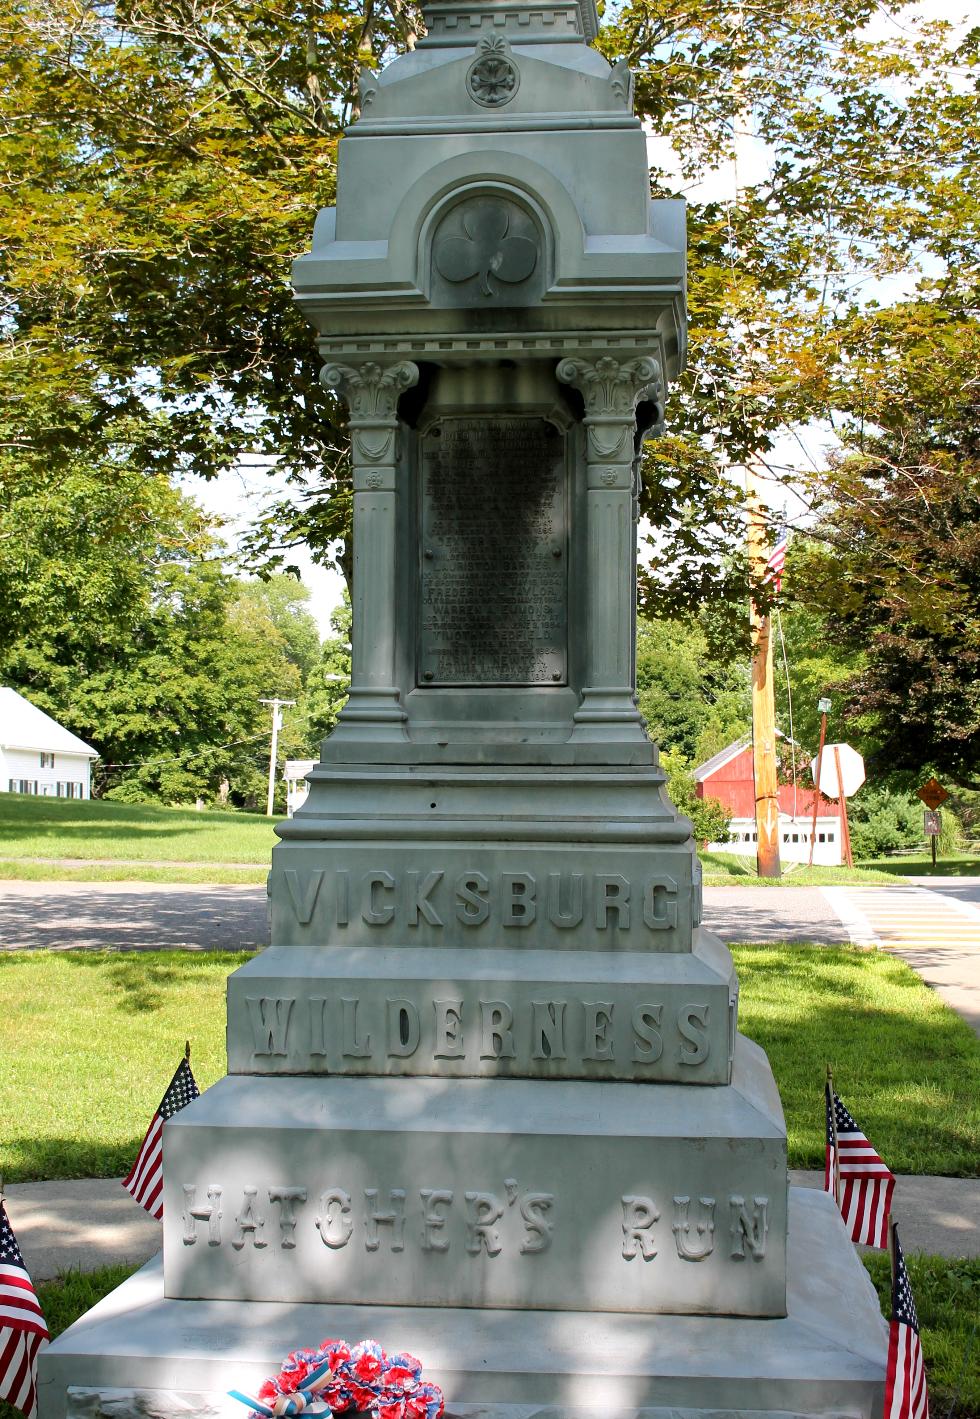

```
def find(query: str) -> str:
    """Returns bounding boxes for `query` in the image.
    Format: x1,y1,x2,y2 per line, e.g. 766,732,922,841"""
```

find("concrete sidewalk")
5,1173,978,1283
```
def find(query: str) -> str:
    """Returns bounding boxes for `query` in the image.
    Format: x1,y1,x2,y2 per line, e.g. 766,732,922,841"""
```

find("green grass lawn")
0,793,277,864
0,1257,974,1419
863,1252,980,1417
0,945,976,1182
0,859,269,885
699,850,897,886
858,852,980,878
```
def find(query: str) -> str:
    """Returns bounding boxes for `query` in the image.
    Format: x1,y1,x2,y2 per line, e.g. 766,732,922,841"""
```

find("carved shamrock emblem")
435,201,537,298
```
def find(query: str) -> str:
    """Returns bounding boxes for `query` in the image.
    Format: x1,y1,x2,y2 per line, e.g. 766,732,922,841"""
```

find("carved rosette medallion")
320,360,420,466
465,35,520,108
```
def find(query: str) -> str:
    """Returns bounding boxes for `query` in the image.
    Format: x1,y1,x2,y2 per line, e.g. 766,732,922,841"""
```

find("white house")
284,758,316,817
0,687,99,800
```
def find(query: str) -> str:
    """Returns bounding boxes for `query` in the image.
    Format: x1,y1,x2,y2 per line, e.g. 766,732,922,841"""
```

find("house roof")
693,728,799,783
693,736,752,782
0,687,98,757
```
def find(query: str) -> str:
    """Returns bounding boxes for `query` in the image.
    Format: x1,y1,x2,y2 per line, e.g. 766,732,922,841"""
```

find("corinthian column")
556,354,663,742
321,359,419,741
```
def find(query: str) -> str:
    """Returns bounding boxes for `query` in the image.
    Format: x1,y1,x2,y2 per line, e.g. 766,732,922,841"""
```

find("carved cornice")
556,355,662,418
320,360,419,423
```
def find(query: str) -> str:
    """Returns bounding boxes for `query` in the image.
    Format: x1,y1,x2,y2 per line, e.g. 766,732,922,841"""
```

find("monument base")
38,1190,885,1419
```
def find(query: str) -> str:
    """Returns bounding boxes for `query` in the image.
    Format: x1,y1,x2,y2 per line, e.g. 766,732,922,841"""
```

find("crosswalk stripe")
824,884,980,952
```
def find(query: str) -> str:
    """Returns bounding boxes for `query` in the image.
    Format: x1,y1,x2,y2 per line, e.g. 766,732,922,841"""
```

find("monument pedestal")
39,1191,886,1419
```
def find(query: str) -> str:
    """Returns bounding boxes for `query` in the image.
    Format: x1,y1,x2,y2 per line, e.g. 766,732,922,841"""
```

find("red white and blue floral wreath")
230,1338,445,1419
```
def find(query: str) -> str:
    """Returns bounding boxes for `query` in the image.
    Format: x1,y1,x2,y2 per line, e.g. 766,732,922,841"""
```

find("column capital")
320,360,420,423
556,354,662,418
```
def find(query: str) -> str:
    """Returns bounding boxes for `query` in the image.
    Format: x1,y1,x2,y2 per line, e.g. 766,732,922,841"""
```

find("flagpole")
827,1063,840,1205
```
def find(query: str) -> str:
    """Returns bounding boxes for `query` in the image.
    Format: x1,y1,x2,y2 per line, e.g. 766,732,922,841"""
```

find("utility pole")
746,472,781,879
259,698,295,818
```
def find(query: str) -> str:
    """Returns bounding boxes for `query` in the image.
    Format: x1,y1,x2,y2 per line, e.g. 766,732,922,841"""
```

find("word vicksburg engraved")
419,417,567,684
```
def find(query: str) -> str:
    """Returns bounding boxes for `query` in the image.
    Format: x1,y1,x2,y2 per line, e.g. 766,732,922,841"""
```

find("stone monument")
40,2,888,1415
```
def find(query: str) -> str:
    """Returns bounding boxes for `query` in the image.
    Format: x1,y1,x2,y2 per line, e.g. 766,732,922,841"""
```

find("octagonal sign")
811,742,865,799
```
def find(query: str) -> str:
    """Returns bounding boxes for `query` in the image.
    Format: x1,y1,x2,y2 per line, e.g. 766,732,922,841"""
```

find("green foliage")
847,786,922,860
636,615,750,761
291,593,352,752
0,441,320,803
661,748,731,845
1,0,974,620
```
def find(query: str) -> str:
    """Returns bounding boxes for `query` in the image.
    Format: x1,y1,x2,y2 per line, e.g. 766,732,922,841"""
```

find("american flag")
0,1199,49,1419
824,1083,895,1249
884,1224,929,1419
763,524,789,593
122,1055,199,1219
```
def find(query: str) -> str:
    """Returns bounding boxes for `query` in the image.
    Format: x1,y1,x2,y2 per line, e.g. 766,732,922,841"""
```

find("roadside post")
807,696,832,866
917,777,949,867
811,742,865,869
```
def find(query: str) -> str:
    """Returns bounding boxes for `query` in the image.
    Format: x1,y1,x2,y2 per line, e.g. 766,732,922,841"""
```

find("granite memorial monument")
40,2,888,1415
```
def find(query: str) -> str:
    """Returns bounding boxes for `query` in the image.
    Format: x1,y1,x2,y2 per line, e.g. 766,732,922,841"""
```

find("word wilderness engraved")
241,990,714,1078
180,1183,769,1266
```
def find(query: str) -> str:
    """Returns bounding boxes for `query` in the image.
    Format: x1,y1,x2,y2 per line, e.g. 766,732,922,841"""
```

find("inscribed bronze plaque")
419,417,567,685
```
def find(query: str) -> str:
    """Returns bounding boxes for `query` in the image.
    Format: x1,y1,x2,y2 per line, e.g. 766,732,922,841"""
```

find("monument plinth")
39,1,887,1415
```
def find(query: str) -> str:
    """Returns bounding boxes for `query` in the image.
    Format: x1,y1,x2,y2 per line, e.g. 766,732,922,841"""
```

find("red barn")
693,736,843,865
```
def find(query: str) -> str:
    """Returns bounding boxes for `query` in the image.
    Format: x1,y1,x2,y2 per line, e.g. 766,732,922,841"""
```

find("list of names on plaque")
420,417,567,685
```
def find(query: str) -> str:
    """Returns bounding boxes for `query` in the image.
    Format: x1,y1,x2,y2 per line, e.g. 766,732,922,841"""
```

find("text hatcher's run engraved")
180,1184,769,1264
420,417,567,684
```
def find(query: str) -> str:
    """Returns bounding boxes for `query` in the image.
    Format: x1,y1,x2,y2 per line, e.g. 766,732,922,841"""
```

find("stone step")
38,1189,884,1419
226,933,737,1084
269,832,700,953
162,1036,786,1316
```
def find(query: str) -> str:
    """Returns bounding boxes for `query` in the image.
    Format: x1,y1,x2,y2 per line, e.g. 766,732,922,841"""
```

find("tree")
294,594,352,752
636,615,749,762
788,301,980,787
0,456,314,804
2,0,975,615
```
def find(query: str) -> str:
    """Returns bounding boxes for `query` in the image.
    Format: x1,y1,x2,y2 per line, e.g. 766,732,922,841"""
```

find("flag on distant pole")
884,1220,929,1419
122,1044,199,1220
763,523,789,593
824,1074,895,1248
0,1198,49,1419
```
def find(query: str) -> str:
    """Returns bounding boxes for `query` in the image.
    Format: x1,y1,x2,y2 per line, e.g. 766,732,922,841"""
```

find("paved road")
0,880,269,951
0,879,970,951
0,881,852,951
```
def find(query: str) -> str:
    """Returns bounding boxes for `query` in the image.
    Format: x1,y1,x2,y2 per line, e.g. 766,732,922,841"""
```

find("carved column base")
330,687,408,742
569,687,648,742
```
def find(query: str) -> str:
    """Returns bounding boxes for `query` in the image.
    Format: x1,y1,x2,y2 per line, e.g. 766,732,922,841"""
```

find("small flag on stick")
884,1220,929,1419
0,1197,49,1419
824,1072,895,1249
122,1047,199,1220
